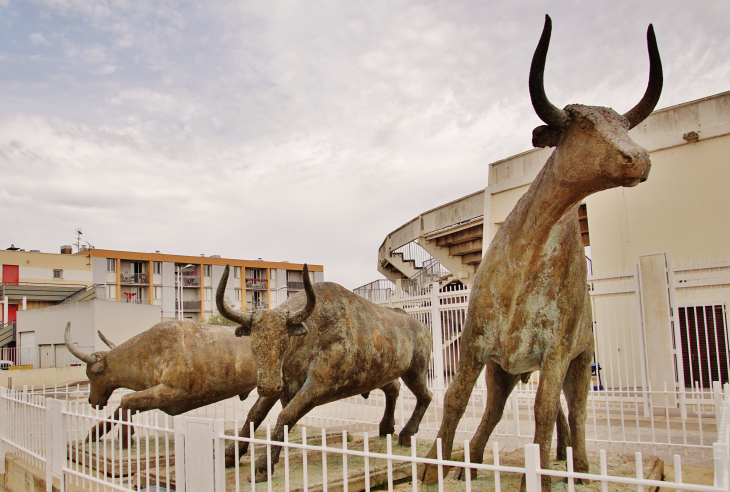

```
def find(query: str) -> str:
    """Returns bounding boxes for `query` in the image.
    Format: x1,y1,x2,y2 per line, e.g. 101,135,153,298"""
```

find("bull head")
529,15,662,193
216,264,316,397
64,322,114,408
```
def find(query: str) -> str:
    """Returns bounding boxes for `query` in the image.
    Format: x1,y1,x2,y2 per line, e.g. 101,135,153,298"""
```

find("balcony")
287,281,304,290
176,300,202,312
245,279,268,290
246,301,268,310
120,273,149,285
177,276,200,288
121,297,149,305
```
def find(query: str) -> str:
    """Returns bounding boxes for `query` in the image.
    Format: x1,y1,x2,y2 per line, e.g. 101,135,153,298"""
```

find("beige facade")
377,90,730,284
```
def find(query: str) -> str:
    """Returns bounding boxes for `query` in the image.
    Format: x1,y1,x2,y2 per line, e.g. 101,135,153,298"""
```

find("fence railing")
1,384,728,492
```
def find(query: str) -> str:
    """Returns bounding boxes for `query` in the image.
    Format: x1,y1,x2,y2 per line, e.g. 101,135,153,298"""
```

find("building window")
234,267,241,278
270,269,276,280
204,265,212,277
204,288,212,301
235,289,241,301
107,285,117,300
154,286,162,300
153,262,161,274
107,259,116,272
52,269,63,279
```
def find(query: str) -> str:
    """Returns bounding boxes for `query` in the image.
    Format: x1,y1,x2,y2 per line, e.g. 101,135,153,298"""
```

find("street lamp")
177,264,194,320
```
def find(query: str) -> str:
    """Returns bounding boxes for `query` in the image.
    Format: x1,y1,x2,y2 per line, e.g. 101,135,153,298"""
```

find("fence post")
185,417,215,491
524,444,541,492
430,282,445,402
214,419,226,492
47,399,67,492
174,416,186,492
714,381,723,423
0,387,6,475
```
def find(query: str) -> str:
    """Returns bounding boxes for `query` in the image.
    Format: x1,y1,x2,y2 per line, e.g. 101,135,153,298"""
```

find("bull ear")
235,324,252,337
287,321,308,337
532,125,562,148
89,354,107,375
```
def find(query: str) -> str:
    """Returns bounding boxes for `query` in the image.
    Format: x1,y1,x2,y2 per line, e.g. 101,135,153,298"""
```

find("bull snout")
617,148,651,186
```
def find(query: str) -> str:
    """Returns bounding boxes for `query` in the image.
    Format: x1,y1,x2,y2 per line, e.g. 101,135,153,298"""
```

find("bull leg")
556,402,570,460
419,353,485,483
398,365,433,447
111,385,186,449
251,386,328,482
455,361,520,481
378,380,401,437
520,356,570,492
224,396,279,467
562,348,592,480
86,405,122,443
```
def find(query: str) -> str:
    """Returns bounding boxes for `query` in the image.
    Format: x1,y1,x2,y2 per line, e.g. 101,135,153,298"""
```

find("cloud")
1,0,729,288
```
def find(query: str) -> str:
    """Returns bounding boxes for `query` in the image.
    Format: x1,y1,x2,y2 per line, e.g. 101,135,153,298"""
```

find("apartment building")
1,245,94,350
80,249,324,322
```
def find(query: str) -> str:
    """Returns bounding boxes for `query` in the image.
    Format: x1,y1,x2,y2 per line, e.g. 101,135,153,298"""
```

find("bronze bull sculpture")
65,320,266,454
217,264,433,481
420,15,662,491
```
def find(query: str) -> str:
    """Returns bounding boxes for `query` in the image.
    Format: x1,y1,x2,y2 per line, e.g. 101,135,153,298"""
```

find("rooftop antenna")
75,228,83,253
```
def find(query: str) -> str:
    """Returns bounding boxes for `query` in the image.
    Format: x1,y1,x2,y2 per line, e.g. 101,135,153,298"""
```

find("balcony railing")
246,301,268,310
120,273,149,284
177,276,200,287
176,300,202,311
245,279,268,290
287,281,304,290
122,298,149,305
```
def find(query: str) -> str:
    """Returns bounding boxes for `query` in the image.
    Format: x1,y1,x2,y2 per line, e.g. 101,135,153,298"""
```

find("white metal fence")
1,384,729,492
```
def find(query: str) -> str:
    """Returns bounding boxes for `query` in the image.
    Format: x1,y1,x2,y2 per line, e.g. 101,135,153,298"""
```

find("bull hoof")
254,468,269,483
379,424,395,438
455,466,477,481
418,463,448,484
397,433,412,447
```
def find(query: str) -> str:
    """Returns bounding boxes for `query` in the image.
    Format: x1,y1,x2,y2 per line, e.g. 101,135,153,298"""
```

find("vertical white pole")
22,297,26,310
524,444,540,492
3,296,7,324
430,282,445,402
174,416,186,492
214,419,225,492
0,388,7,476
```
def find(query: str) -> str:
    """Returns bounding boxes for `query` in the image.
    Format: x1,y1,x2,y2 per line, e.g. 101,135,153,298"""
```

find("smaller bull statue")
217,264,433,482
65,320,265,452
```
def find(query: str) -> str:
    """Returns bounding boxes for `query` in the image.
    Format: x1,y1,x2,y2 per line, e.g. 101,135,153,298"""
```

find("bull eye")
578,120,589,132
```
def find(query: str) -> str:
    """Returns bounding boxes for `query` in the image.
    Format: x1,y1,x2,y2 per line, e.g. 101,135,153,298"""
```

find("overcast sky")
1,0,728,289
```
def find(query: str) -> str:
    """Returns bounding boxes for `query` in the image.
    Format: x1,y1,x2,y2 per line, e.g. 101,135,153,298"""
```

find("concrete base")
68,437,176,477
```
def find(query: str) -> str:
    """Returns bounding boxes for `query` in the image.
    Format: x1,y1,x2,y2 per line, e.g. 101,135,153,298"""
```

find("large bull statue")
217,264,433,481
420,15,662,491
65,320,263,450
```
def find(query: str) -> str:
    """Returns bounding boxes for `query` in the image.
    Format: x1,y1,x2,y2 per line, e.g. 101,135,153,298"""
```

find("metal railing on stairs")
58,284,102,304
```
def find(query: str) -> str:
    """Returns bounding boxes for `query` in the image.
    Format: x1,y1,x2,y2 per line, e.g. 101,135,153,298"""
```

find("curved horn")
64,322,97,365
623,24,663,129
287,264,315,325
97,331,116,350
216,265,253,328
529,15,569,128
